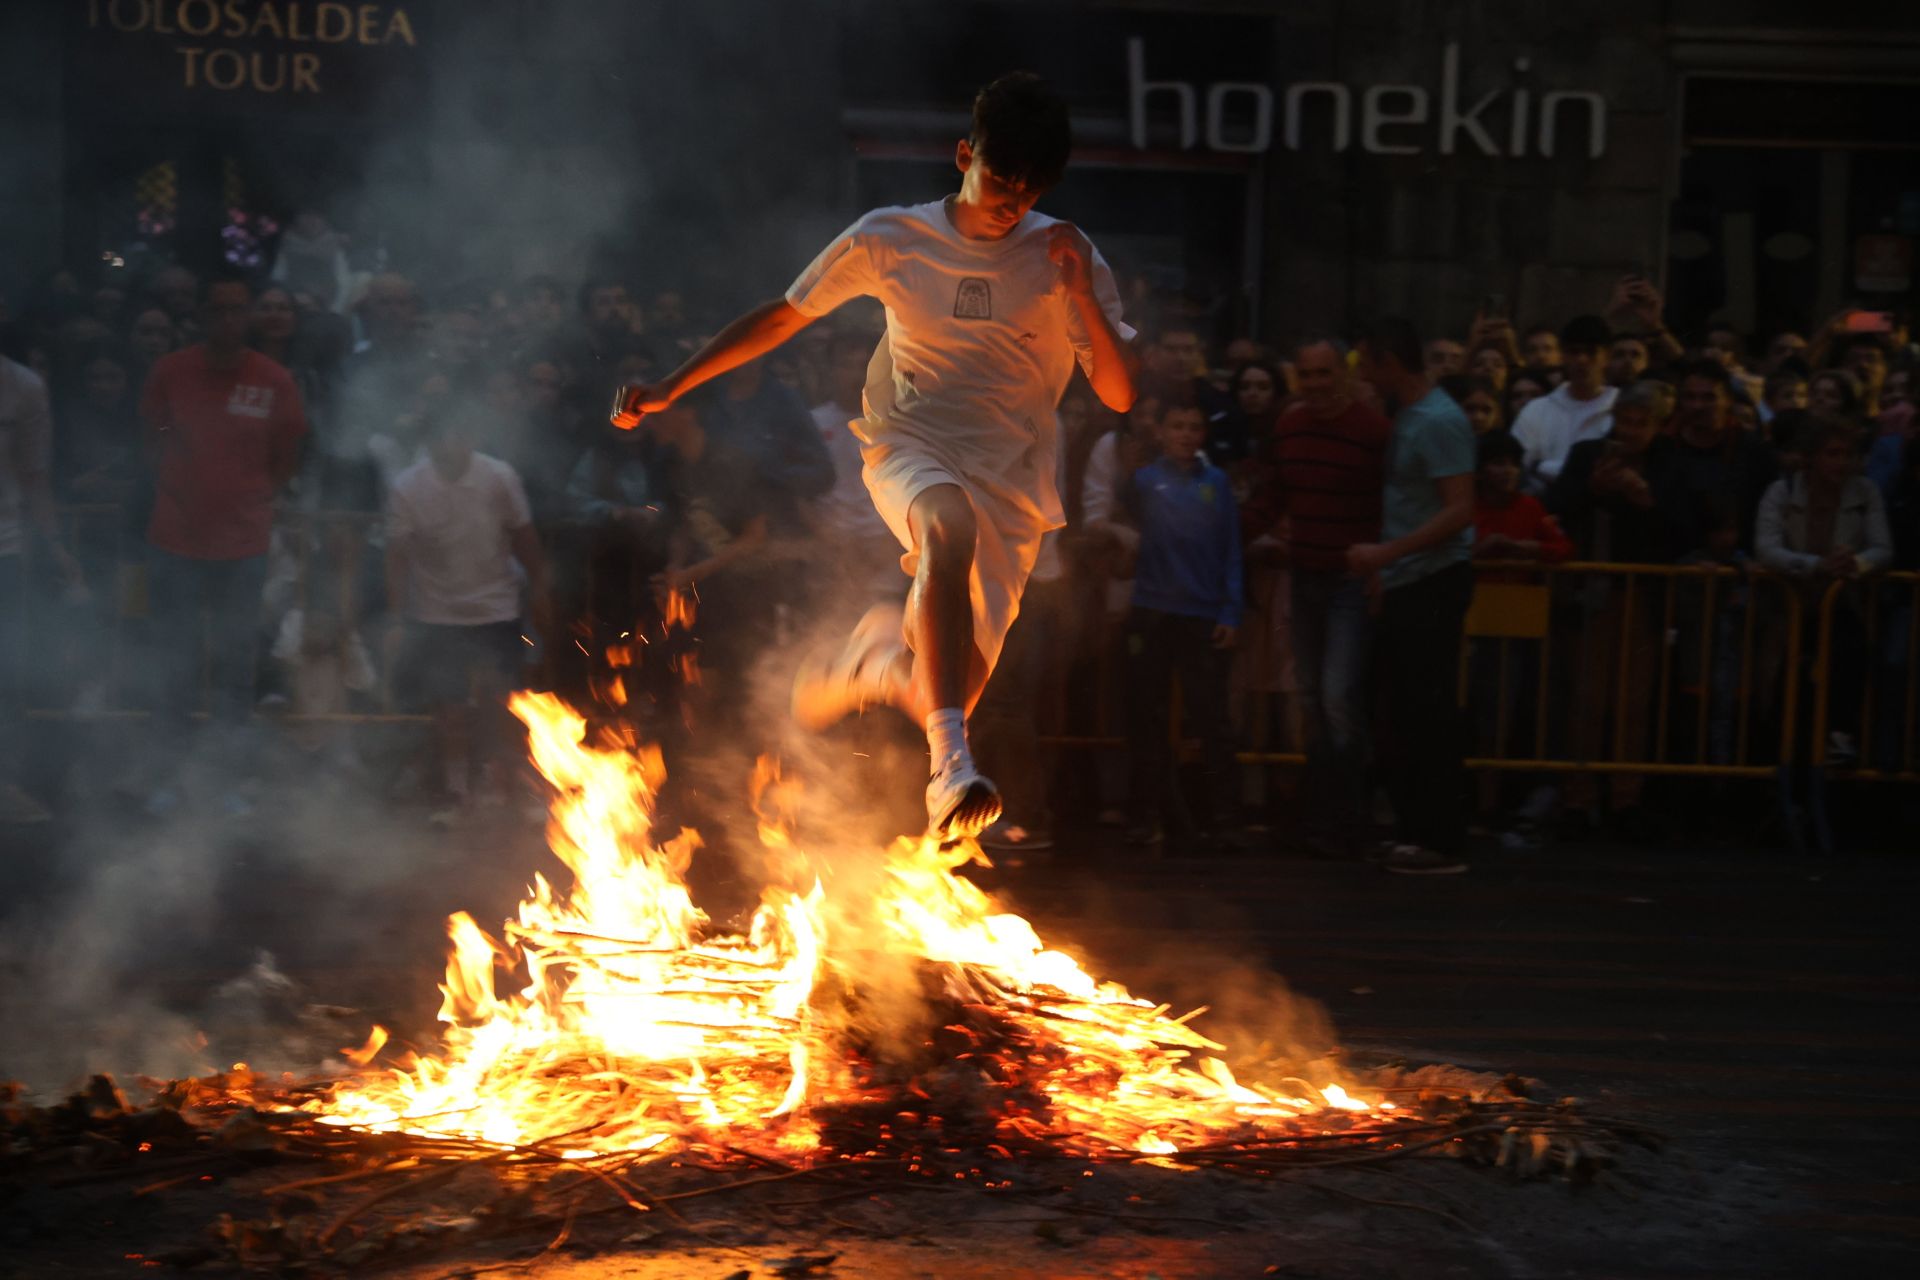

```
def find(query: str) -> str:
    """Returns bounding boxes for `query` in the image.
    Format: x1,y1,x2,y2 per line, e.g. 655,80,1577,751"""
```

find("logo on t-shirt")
953,277,992,320
227,384,275,420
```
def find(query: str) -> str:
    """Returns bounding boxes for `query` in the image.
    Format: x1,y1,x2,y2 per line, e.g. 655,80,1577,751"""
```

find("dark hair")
1559,314,1612,349
1155,398,1207,428
1232,358,1284,398
1503,364,1554,420
199,272,253,307
1833,331,1890,364
67,338,137,414
1356,315,1423,374
1477,429,1524,468
1523,324,1558,343
577,274,629,316
1678,358,1731,390
1294,334,1349,360
1799,413,1862,458
1437,372,1497,406
1811,367,1862,417
1768,406,1811,455
1767,357,1811,388
970,71,1071,193
74,336,133,371
1150,319,1202,346
417,394,461,441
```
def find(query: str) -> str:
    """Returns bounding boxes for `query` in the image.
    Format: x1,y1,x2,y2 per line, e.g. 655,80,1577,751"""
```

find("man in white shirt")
1511,315,1618,496
613,72,1137,839
386,408,550,808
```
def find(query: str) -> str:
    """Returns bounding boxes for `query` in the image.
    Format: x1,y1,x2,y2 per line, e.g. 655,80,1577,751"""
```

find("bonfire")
311,690,1385,1164
0,643,1658,1272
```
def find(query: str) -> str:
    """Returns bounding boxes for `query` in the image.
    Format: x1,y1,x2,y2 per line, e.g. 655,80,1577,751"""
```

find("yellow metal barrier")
1809,571,1920,779
1456,561,1806,779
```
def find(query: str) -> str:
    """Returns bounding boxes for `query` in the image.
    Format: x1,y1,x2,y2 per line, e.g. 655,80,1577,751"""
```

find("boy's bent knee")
909,486,977,570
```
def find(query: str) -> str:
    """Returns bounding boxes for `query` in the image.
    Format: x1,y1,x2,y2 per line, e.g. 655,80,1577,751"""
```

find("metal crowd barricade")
1224,561,1813,778
1457,561,1808,779
1810,570,1920,779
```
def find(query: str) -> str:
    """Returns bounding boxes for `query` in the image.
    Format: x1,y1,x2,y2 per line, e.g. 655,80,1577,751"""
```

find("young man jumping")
612,72,1136,839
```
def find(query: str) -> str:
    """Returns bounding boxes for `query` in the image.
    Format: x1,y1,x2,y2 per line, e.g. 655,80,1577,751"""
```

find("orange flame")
313,692,1376,1160
664,589,696,632
341,1025,388,1067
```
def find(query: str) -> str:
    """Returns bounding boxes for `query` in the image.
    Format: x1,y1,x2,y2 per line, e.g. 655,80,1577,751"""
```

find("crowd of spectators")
1,230,1915,868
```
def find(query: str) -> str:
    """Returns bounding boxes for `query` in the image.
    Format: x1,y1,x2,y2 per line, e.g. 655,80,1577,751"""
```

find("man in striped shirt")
1242,338,1389,855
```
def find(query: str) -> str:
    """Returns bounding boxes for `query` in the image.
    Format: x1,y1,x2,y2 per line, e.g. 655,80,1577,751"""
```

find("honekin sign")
1127,37,1608,159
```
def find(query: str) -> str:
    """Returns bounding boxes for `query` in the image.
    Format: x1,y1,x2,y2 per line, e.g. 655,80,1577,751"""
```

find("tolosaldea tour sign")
78,0,423,102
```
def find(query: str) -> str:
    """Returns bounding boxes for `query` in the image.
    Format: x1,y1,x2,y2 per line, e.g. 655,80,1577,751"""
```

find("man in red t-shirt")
140,275,306,788
1241,337,1390,854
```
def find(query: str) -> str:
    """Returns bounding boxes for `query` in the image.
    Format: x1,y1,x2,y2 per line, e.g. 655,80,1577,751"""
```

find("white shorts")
860,439,1050,675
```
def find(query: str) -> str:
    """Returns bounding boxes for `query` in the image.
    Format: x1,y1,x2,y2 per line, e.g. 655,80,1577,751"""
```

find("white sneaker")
927,753,1001,840
791,604,906,731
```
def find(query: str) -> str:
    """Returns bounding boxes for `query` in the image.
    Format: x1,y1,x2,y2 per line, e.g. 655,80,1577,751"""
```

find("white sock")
925,707,970,766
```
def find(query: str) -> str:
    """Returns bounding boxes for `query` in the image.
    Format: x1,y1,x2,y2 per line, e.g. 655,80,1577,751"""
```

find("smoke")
0,0,880,1094
340,0,855,315
0,0,1334,1103
0,701,547,1092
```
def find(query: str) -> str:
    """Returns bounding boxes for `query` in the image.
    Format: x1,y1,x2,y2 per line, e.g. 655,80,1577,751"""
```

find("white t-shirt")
387,452,532,626
1512,383,1619,495
785,199,1134,531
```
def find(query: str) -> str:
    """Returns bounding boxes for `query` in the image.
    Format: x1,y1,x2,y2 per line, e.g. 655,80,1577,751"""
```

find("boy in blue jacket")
1122,401,1245,850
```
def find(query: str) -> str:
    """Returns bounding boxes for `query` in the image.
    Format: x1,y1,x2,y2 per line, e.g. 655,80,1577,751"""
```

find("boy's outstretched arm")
612,299,814,427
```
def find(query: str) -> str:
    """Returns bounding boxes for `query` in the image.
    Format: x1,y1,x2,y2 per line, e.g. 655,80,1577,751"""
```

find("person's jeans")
1379,561,1473,856
1124,607,1236,832
1289,570,1371,830
146,549,269,731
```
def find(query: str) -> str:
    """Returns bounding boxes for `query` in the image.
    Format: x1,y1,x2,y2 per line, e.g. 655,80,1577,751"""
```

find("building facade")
3,0,1915,346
